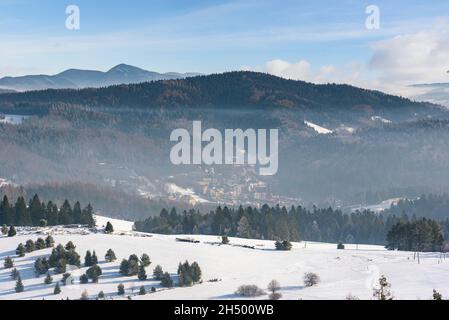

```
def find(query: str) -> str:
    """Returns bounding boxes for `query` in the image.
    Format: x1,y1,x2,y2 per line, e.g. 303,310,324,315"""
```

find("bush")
235,285,265,297
345,294,360,300
80,274,89,284
45,235,55,248
1,224,8,235
98,291,105,299
25,239,35,253
139,286,146,295
86,265,102,283
15,243,25,257
44,272,53,284
117,283,125,295
303,272,320,287
140,253,151,267
35,238,46,250
222,236,230,244
433,289,443,300
39,219,48,227
105,221,114,233
54,283,61,295
275,240,292,251
61,273,72,285
337,243,345,250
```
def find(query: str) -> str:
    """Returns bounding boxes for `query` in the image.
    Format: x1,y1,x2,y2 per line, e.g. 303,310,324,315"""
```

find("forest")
0,194,95,227
134,204,448,246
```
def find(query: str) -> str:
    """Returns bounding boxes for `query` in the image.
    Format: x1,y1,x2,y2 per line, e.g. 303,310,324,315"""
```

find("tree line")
0,194,95,227
134,205,404,245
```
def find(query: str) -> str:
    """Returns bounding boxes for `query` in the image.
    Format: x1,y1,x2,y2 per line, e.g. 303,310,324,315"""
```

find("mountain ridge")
0,64,200,91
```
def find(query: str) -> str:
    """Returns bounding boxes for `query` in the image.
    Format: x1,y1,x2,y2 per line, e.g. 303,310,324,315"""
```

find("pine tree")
153,265,164,280
138,264,147,281
44,272,53,284
29,194,44,226
45,235,55,248
97,291,105,299
15,274,24,293
138,286,146,295
91,251,98,265
117,283,125,295
73,202,82,225
54,282,61,295
222,236,230,244
80,274,89,284
160,272,173,288
8,225,16,237
61,273,72,285
191,262,202,283
34,257,50,276
59,200,73,225
35,238,46,250
140,253,151,267
15,196,31,226
10,268,19,280
1,196,14,226
105,249,117,262
84,250,93,267
105,221,114,233
119,259,129,276
15,243,25,257
65,241,76,251
4,256,14,269
25,239,35,253
86,265,102,283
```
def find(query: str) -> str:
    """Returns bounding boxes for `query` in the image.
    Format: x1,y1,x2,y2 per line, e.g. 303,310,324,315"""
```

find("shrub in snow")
337,243,345,250
433,289,442,300
1,224,8,235
105,221,114,233
345,294,360,300
222,236,230,244
235,285,265,297
275,240,292,251
303,272,320,287
268,280,282,300
117,283,125,295
105,249,117,262
8,226,16,237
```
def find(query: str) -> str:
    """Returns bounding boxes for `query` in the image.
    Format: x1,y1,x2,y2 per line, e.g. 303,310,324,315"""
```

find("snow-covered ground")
1,222,448,301
304,121,332,134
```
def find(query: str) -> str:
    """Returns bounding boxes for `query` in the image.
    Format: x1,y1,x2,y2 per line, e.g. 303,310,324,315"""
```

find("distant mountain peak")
0,64,201,92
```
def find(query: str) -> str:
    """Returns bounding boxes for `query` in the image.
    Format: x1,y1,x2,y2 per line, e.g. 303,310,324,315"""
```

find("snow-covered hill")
1,220,448,300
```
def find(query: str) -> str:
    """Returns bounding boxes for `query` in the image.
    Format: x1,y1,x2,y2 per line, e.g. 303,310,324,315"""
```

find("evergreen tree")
86,265,102,283
153,265,164,280
46,202,59,226
35,238,46,250
34,257,50,276
191,262,202,283
39,219,47,227
73,201,82,224
10,268,19,280
55,259,67,274
0,196,14,226
61,273,72,285
59,200,73,225
15,196,31,226
137,264,147,281
15,274,24,293
54,282,61,295
105,221,114,233
81,204,96,227
91,251,98,265
105,249,117,262
80,274,89,284
44,272,53,284
222,236,230,244
117,283,125,295
25,239,35,253
97,291,105,299
45,235,55,248
15,243,25,257
119,259,129,276
84,250,93,267
140,253,151,267
1,224,8,235
65,241,76,251
4,256,14,269
29,194,44,226
160,272,173,288
8,225,16,237
138,286,146,295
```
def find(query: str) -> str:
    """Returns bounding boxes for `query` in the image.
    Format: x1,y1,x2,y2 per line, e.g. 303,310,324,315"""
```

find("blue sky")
1,0,449,94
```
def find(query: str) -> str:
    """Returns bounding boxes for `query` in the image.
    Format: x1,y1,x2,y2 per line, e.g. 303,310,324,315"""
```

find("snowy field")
1,218,448,300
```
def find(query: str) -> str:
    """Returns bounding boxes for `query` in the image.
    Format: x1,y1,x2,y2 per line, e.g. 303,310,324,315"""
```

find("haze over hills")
1,71,449,219
0,64,200,92
411,82,449,108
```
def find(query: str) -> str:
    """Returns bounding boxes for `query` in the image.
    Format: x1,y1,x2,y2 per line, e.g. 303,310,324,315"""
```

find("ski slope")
0,222,448,300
